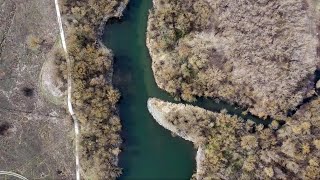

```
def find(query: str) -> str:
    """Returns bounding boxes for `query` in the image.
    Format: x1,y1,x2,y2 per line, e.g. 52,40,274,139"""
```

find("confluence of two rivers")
102,0,268,179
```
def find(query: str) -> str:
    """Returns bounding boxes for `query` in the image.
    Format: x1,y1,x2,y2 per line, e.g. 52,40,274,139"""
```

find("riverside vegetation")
49,0,320,179
148,97,320,179
147,0,320,179
54,0,128,179
147,0,320,120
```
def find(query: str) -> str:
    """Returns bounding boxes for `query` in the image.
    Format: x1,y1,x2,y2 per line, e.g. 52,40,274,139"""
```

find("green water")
103,1,195,179
103,0,270,179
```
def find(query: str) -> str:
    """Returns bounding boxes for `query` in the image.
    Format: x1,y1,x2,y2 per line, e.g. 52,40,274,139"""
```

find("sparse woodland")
149,98,320,179
147,0,320,120
55,0,128,179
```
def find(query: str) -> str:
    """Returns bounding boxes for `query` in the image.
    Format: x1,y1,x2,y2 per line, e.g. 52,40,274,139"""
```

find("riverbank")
147,97,320,179
58,0,129,179
147,98,207,179
147,98,199,142
147,98,247,179
103,0,196,179
146,0,319,120
104,1,281,179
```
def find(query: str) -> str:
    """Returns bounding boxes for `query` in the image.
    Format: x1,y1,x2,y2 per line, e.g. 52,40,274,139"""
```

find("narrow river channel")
103,1,195,179
103,0,270,179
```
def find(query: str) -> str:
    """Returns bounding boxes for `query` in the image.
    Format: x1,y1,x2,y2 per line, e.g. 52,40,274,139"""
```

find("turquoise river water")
103,0,269,179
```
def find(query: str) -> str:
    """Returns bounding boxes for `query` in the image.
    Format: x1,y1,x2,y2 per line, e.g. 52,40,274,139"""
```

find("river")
102,0,269,179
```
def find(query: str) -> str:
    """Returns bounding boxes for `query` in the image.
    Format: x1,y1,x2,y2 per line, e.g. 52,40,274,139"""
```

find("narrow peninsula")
148,98,320,179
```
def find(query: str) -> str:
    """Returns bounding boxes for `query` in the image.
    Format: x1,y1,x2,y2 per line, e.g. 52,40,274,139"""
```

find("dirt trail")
54,0,80,179
0,171,28,180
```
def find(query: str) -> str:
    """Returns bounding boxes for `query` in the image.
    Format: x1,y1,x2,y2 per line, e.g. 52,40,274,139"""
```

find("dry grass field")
0,0,75,179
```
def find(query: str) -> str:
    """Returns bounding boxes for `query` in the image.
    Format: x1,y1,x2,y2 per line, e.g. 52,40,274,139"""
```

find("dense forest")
147,0,320,120
54,0,128,179
148,97,320,179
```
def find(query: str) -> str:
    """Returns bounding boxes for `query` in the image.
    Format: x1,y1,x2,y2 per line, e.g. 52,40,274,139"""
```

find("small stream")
103,0,269,179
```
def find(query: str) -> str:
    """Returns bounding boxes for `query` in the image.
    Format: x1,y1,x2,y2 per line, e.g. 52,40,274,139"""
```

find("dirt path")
0,171,28,180
54,0,80,180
